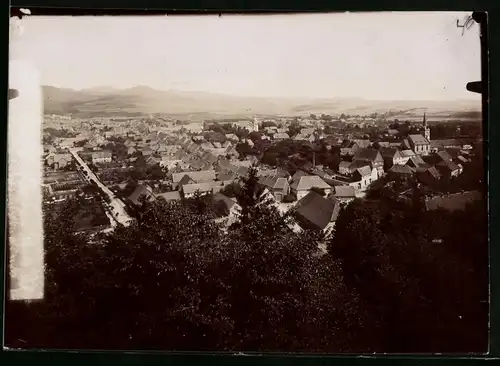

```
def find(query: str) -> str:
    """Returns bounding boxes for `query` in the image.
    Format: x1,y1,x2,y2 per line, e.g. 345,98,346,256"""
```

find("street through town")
68,148,133,227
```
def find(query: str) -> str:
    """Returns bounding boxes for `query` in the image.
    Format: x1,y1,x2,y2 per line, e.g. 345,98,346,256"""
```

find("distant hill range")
42,85,482,121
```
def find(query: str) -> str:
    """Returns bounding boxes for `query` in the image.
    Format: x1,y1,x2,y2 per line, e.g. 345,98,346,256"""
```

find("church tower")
252,117,260,132
423,112,430,141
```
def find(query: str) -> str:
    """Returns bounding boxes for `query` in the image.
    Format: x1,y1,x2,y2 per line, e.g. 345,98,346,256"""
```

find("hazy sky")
11,12,481,101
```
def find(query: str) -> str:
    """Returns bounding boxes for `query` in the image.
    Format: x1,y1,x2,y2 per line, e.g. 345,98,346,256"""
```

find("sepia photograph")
5,11,488,354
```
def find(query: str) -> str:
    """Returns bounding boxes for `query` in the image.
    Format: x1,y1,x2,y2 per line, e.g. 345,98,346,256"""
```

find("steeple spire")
423,111,430,141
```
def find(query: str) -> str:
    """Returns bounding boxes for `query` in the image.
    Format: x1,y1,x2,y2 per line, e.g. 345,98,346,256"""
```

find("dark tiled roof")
437,150,453,162
377,141,391,148
406,155,426,168
274,132,290,139
333,185,356,198
353,139,371,148
356,166,372,178
171,169,216,184
178,174,194,186
427,166,442,180
277,167,291,178
402,139,411,150
408,134,430,145
292,169,309,182
291,175,331,191
379,147,400,159
349,160,371,170
295,192,341,231
339,161,351,169
389,164,413,175
218,171,238,181
444,148,463,159
354,148,382,163
259,175,289,190
437,159,460,172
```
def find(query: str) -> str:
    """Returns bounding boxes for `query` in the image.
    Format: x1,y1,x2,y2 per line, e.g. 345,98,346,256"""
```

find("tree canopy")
329,195,488,352
5,167,488,353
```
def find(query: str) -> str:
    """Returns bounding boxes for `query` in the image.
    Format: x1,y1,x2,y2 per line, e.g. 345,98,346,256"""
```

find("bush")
282,193,296,203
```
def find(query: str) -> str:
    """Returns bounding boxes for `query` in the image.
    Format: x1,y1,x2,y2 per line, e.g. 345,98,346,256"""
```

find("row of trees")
5,168,488,353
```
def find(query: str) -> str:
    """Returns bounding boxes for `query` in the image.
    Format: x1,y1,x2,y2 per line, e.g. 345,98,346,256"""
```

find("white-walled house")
290,175,332,200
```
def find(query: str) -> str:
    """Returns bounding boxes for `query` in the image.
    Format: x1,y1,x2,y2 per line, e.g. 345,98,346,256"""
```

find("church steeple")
423,111,430,141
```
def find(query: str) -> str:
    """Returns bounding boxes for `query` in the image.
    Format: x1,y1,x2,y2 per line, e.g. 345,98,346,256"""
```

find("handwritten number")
457,15,474,36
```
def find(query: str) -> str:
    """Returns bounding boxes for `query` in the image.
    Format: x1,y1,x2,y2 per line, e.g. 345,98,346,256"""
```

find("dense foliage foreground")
5,169,488,353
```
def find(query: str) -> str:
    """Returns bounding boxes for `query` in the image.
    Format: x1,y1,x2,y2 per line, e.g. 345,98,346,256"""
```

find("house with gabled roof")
353,148,384,176
259,175,290,202
338,160,371,176
181,181,227,198
338,161,353,175
301,128,316,136
290,169,309,184
405,154,427,169
171,169,216,185
159,155,182,169
379,147,406,169
353,139,371,149
92,150,112,164
146,155,161,166
436,150,454,163
416,165,441,187
290,175,332,200
400,149,416,163
46,153,72,170
352,166,378,191
124,140,136,148
293,133,312,142
44,144,57,154
192,135,206,143
141,146,154,157
436,159,461,178
200,142,214,150
274,132,290,141
217,171,239,182
330,185,356,204
408,134,431,156
388,164,414,178
294,192,341,233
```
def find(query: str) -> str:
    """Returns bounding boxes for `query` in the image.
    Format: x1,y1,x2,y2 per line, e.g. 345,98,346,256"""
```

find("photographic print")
5,11,488,354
